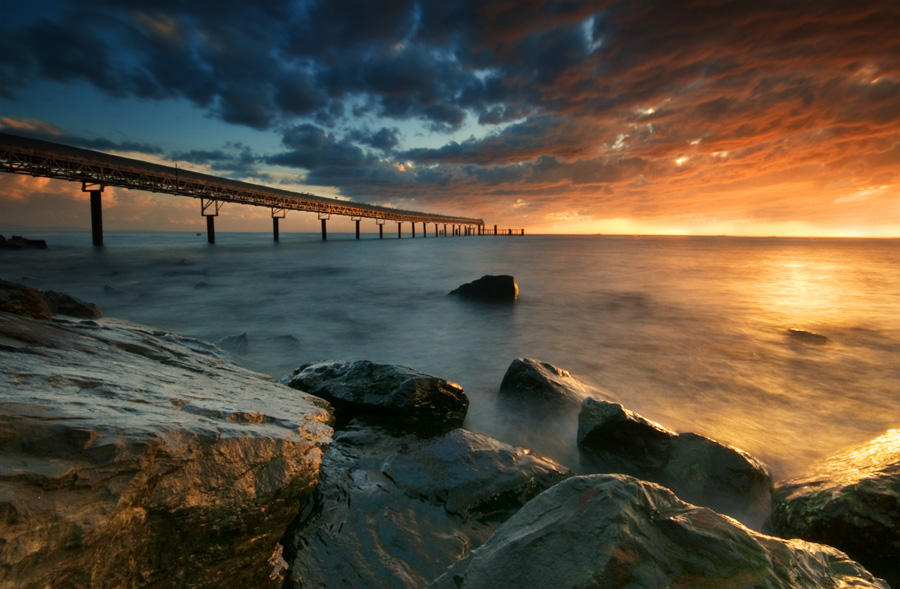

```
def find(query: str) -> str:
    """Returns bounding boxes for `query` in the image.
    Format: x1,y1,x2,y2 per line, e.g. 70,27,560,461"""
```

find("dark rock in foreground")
0,311,333,589
284,422,570,589
770,429,900,588
429,474,889,589
449,275,518,301
578,397,772,527
498,357,608,411
284,360,468,431
0,234,48,249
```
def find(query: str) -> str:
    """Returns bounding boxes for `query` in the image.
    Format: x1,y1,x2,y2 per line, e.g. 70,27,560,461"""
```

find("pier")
0,133,525,245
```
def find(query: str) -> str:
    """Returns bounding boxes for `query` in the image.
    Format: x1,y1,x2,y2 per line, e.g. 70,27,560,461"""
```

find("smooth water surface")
2,231,898,478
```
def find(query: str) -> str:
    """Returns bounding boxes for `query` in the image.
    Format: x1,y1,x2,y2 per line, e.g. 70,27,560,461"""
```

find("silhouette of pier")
0,132,523,245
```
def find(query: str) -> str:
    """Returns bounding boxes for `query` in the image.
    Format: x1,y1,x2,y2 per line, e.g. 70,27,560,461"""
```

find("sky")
1,0,898,236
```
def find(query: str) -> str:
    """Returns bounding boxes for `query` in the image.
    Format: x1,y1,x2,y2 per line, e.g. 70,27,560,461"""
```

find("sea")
2,231,898,480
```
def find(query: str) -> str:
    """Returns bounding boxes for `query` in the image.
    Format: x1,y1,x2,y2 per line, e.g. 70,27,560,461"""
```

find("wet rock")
0,235,48,249
0,311,333,589
449,275,518,301
578,398,772,527
284,422,570,589
284,360,468,431
429,474,889,589
0,278,52,319
40,290,102,318
769,429,900,588
498,357,606,411
218,332,250,354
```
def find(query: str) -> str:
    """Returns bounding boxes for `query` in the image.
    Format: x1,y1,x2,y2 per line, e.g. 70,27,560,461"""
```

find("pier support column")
422,222,426,238
82,183,104,246
318,213,330,241
397,222,402,238
353,217,361,240
272,207,286,242
90,190,103,246
494,224,498,236
444,224,447,237
412,223,416,238
201,198,222,244
378,219,385,239
273,217,280,242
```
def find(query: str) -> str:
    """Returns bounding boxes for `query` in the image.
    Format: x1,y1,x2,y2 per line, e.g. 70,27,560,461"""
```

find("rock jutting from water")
578,397,773,528
0,310,333,589
427,474,889,589
769,429,900,588
284,359,468,431
282,421,570,589
448,275,518,301
0,234,48,249
497,357,607,410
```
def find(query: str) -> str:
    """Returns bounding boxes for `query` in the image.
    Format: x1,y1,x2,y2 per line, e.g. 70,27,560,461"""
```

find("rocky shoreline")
1,279,895,588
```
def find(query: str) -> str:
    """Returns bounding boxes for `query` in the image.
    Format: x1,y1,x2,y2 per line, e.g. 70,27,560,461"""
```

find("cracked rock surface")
0,311,333,589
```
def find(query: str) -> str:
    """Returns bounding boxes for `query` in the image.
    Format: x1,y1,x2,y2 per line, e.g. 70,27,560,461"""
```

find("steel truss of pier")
0,132,486,244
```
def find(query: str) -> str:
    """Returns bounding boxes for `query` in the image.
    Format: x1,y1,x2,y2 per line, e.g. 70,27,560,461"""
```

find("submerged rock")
769,429,900,588
284,421,569,589
429,474,889,589
787,328,828,344
284,360,468,431
578,398,772,527
449,275,518,301
0,311,333,589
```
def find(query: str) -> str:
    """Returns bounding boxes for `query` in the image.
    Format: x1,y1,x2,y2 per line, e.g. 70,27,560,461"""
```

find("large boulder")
578,398,772,527
40,289,102,318
429,474,889,589
769,429,900,588
284,422,570,588
284,360,468,431
449,275,518,301
0,311,333,589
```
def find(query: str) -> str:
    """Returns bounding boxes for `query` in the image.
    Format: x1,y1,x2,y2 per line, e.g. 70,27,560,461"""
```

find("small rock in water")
449,275,518,301
787,328,828,344
0,234,48,249
498,357,602,410
218,332,250,353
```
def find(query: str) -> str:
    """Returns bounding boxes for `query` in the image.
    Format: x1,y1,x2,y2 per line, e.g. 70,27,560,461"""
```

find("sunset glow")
1,1,897,236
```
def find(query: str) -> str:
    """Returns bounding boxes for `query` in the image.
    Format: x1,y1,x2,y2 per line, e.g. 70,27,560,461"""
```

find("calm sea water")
2,231,898,479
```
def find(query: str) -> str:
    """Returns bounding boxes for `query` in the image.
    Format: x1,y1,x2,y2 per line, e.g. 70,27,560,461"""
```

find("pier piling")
89,190,103,247
273,217,280,242
206,215,215,244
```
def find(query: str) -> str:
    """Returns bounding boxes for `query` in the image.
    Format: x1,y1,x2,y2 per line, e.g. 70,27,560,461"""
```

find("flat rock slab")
429,474,889,589
769,429,900,588
284,422,570,589
578,398,772,528
0,312,333,589
284,359,468,431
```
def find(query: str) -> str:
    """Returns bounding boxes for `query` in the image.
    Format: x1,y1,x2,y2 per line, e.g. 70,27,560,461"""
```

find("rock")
429,474,889,589
218,332,250,353
578,398,772,527
283,421,570,589
0,311,333,589
284,360,468,431
769,429,900,588
787,328,828,344
0,235,48,249
449,275,518,301
0,279,52,319
497,357,604,410
40,290,102,318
